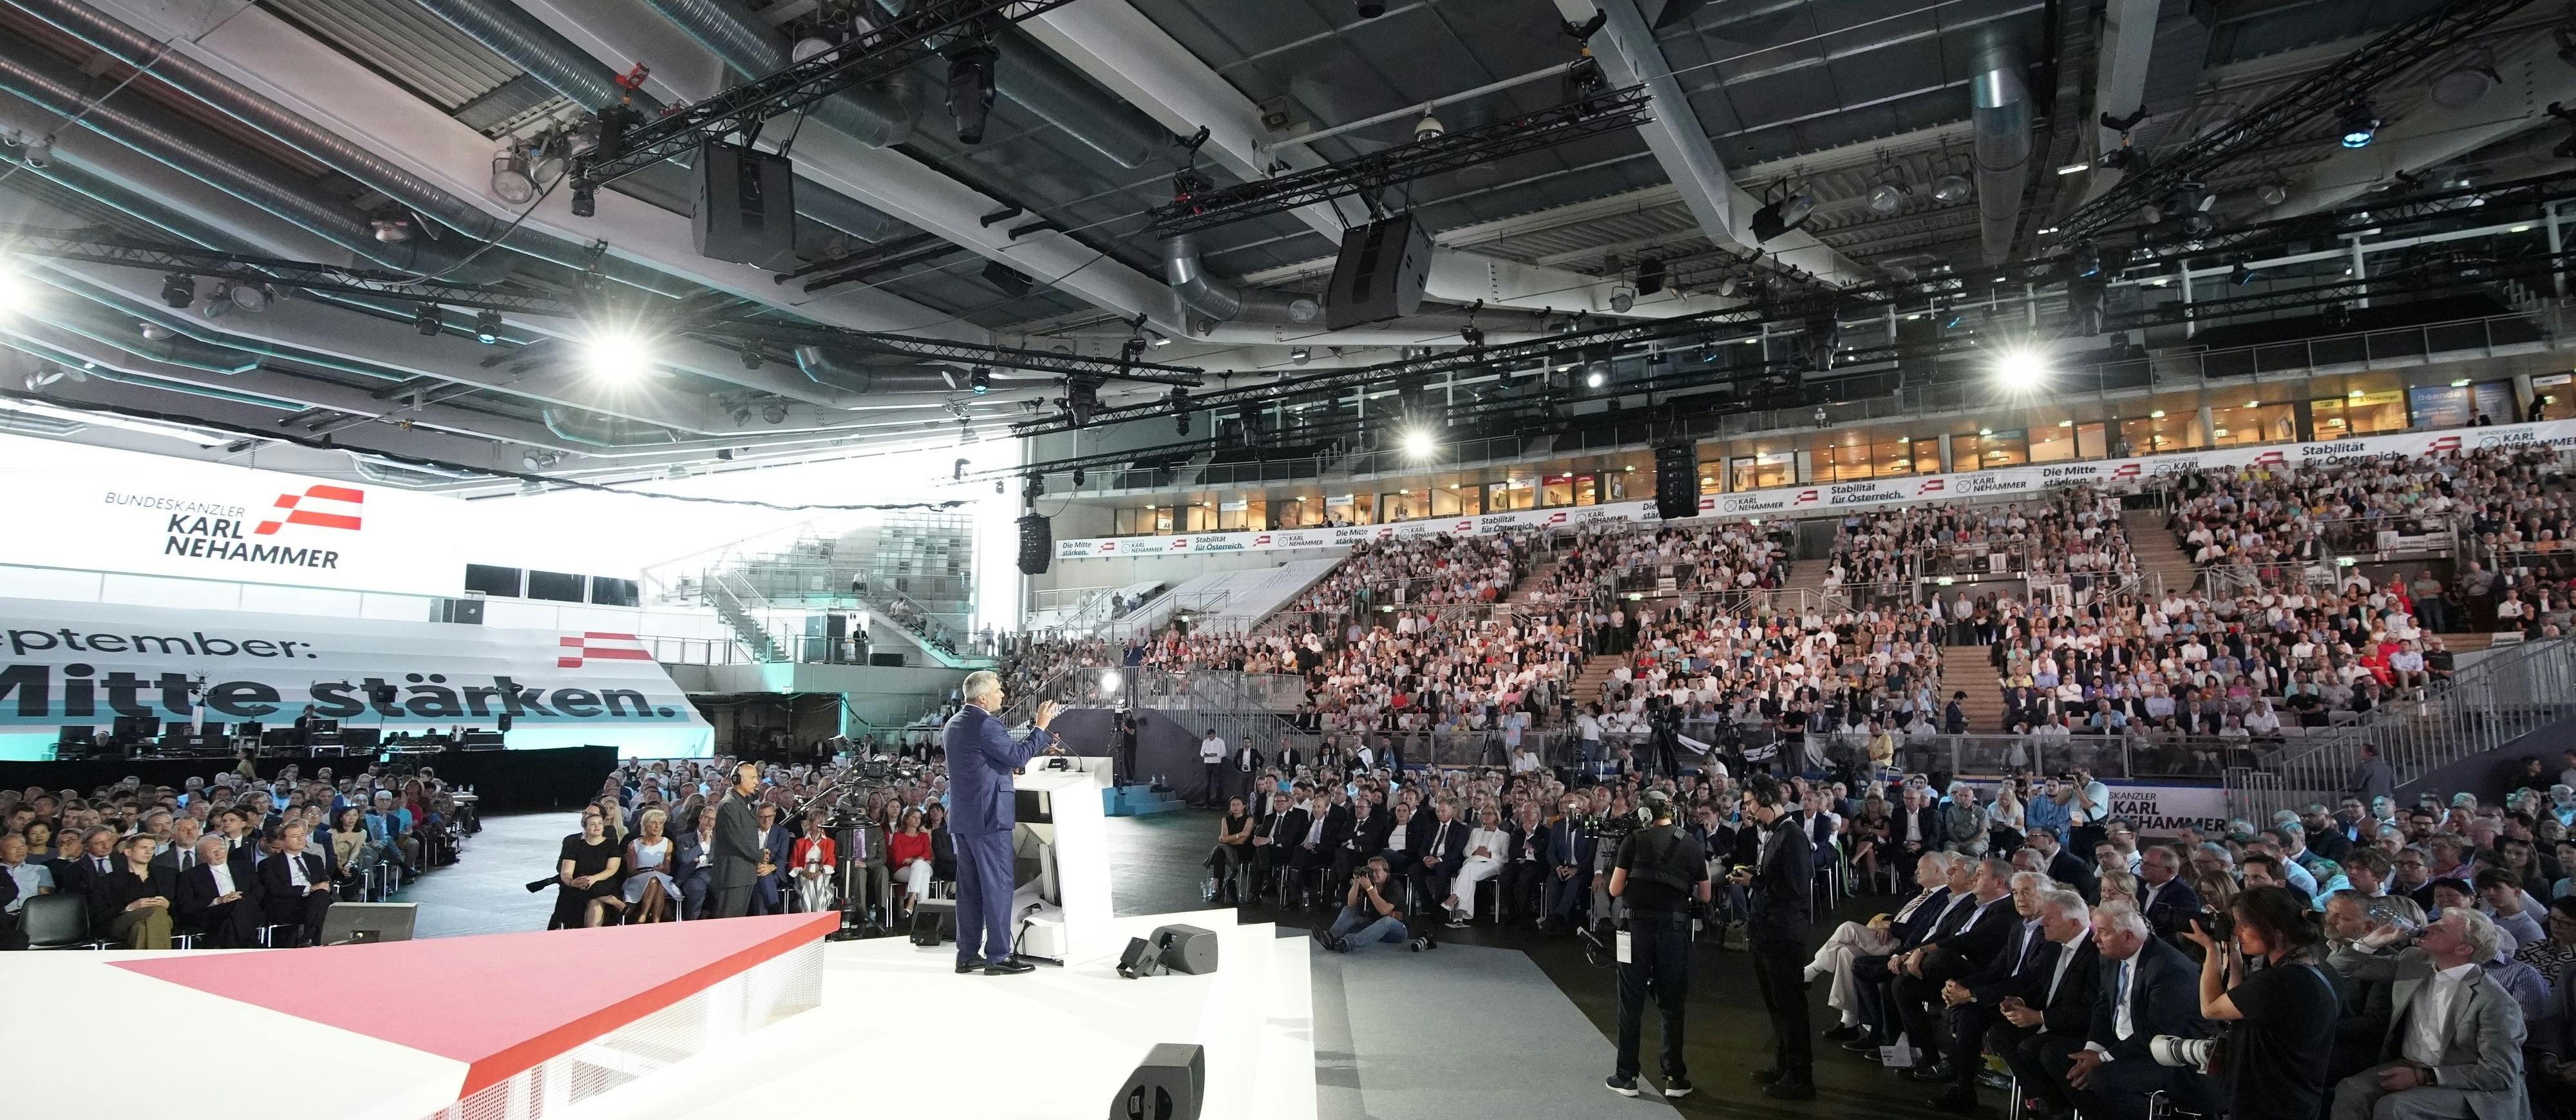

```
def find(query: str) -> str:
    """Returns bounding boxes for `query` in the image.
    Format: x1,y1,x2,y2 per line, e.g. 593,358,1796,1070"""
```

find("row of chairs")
16,891,302,951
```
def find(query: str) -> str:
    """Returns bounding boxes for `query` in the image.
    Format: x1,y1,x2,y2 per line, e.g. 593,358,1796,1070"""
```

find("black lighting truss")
2058,0,2539,243
1013,175,2576,441
0,223,1204,384
1146,85,1656,236
571,0,1083,189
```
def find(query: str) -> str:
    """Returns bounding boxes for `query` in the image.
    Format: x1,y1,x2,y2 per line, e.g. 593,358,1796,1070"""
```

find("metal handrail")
2222,638,2576,821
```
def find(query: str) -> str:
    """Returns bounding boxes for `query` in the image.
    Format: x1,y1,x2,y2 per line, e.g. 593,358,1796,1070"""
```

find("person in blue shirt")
942,670,1061,976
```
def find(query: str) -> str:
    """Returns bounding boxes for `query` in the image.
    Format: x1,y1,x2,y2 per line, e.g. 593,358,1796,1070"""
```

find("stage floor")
557,909,1316,1120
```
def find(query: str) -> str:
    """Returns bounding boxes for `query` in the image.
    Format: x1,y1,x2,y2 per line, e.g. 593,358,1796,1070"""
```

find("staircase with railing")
704,572,785,663
862,584,994,669
2224,637,2576,820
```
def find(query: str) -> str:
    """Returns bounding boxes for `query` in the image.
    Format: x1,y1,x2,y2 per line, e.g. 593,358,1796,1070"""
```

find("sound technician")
943,669,1061,976
1603,790,1709,1100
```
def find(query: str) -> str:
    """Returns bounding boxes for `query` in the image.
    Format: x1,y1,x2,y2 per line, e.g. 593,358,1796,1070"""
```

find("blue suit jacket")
943,704,1053,835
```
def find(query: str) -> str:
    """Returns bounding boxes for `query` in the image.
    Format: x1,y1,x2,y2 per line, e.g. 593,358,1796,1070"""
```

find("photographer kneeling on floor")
1313,855,1429,953
2179,884,2340,1120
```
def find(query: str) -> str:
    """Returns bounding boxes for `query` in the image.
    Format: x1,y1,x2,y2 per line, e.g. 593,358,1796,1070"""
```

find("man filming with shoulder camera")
1603,790,1710,1100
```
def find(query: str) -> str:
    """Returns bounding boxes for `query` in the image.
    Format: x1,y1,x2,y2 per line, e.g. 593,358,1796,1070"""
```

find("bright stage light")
1403,428,1436,459
1099,669,1122,693
1993,345,2050,392
584,328,654,381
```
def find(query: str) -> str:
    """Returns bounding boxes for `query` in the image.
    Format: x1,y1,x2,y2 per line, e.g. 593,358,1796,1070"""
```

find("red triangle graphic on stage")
114,911,837,1096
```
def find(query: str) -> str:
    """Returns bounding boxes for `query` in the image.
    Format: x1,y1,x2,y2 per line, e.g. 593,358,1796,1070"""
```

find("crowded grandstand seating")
0,763,469,950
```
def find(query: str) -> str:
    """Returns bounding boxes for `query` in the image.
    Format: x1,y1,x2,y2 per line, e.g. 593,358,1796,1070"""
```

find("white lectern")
1009,755,1115,964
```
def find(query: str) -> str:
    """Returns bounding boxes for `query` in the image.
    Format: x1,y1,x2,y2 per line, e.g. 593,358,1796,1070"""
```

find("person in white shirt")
2327,908,2526,1120
1198,732,1226,808
1443,805,1510,927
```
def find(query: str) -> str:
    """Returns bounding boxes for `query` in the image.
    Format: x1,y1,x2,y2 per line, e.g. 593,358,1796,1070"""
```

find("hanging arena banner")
0,598,712,755
1054,417,2576,561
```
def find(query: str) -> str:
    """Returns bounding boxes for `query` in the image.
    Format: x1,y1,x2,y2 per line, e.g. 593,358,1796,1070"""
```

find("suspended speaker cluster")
1017,513,1053,575
1653,442,1700,521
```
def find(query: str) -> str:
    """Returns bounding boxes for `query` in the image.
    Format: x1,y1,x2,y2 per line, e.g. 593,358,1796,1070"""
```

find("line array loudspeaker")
1653,442,1699,520
1018,513,1052,575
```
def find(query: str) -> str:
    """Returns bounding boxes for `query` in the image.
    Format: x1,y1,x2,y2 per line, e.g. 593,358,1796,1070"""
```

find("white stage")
558,909,1316,1120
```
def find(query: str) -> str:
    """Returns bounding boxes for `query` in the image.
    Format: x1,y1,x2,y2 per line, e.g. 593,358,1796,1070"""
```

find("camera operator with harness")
1602,790,1709,1100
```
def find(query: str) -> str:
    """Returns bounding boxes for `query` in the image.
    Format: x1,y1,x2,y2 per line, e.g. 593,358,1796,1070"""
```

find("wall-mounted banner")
0,598,711,753
0,438,472,594
1054,418,2576,561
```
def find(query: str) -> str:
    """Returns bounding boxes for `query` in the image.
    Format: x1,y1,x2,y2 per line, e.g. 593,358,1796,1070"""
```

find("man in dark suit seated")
750,802,792,915
1407,799,1471,916
1499,802,1550,925
1331,797,1394,887
671,810,716,920
1249,792,1306,902
1988,888,2103,1120
2024,828,2099,903
2045,900,2215,1120
1290,785,1351,902
256,822,336,947
1922,873,2059,1111
1892,857,2022,1075
1539,795,1595,932
58,826,120,928
174,835,265,947
2135,844,2200,942
1851,853,1981,1052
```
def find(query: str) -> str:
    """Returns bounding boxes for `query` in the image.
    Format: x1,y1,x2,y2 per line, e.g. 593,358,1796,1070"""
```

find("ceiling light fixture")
1403,428,1436,459
159,274,194,309
1749,181,1815,242
2338,100,2381,148
1931,174,1972,204
491,146,536,205
475,310,502,345
943,39,1000,145
583,327,654,381
415,304,444,337
969,366,991,394
1868,182,1906,215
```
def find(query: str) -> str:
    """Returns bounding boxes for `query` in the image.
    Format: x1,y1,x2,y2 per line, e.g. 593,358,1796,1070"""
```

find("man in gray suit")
710,762,770,919
2329,907,2527,1120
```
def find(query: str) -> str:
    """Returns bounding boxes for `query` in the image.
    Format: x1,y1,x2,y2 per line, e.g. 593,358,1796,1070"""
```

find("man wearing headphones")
1605,790,1711,1099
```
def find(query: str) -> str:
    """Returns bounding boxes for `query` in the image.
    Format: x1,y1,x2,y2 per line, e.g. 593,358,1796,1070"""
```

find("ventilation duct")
544,408,684,447
1164,233,1320,325
0,33,508,283
638,0,913,147
792,346,996,394
1970,35,2032,266
27,297,262,374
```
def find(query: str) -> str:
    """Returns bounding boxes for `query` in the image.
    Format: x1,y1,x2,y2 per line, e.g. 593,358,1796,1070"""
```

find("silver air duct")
0,34,507,283
639,0,914,148
1971,34,2031,267
1164,233,1319,325
791,346,994,394
544,408,683,447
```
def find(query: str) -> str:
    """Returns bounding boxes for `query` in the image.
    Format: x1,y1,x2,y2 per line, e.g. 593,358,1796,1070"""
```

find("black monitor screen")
589,576,639,607
526,570,584,602
464,564,522,598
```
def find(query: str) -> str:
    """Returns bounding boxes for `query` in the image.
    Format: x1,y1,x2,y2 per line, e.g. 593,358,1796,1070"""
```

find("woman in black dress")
925,803,956,890
1204,796,1254,902
101,833,176,949
551,810,623,929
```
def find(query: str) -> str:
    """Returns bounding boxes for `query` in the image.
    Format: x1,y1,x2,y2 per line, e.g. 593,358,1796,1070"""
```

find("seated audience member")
1540,796,1594,931
1,833,53,944
2136,844,2201,940
889,808,934,921
751,802,791,915
1204,796,1254,902
1891,858,2022,1071
1409,798,1471,916
789,806,838,916
257,822,337,946
173,835,262,947
1251,792,1307,902
672,806,715,920
549,811,621,930
1814,853,1955,1038
1443,804,1508,926
1850,854,1982,1052
1987,889,2101,1120
99,833,176,949
2047,900,2215,1120
326,806,375,897
1498,802,1550,925
1924,871,2056,1111
622,808,679,922
2329,908,2528,1120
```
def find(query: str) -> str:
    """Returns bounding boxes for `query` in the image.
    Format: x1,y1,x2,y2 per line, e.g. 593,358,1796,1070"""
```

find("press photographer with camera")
1312,855,1415,952
2177,884,2338,1120
1602,790,1709,1099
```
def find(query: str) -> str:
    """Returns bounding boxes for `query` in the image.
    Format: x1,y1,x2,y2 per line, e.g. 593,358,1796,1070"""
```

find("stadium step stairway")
2121,508,2199,596
1941,656,2009,734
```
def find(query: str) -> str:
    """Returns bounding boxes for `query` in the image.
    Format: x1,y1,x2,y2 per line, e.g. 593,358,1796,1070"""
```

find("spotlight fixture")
491,146,536,205
160,274,194,308
2338,100,2381,148
2257,182,2289,207
969,366,991,394
1072,465,1086,486
20,134,48,169
569,180,596,218
1168,385,1192,435
583,328,653,380
1749,181,1815,242
202,282,236,318
1289,346,1311,366
994,479,1004,494
1931,174,1972,204
1403,428,1435,459
944,39,999,145
1608,282,1636,314
2231,259,2255,286
475,310,503,345
2429,47,2499,109
1584,359,1609,388
2067,239,2102,280
1061,374,1102,428
1413,112,1444,140
140,321,174,341
415,304,444,336
761,402,789,424
1993,344,2050,391
368,216,412,242
1867,182,1906,215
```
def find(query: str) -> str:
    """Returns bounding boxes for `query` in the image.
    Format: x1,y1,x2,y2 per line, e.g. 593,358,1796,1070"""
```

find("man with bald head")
943,669,1061,976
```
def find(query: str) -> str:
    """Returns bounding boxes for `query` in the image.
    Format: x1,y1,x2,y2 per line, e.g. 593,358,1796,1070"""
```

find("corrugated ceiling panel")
258,0,518,110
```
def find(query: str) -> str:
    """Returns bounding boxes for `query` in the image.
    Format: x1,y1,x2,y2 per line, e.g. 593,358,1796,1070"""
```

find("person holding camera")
1314,855,1416,952
1602,790,1709,1099
2179,884,2340,1120
2326,907,2528,1120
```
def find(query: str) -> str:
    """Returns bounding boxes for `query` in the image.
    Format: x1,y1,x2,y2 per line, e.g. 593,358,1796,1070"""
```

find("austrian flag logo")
2111,463,2142,479
253,484,364,536
1917,478,1946,495
2425,436,2462,454
558,632,652,669
1792,489,1819,506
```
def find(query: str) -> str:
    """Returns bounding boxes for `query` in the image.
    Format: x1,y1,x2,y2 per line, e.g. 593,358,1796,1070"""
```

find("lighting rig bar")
569,0,1081,191
0,224,1205,383
1146,85,1655,236
2057,0,2538,243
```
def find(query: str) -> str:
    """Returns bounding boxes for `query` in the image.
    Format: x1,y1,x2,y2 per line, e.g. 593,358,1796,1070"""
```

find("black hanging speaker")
1654,442,1700,520
692,141,796,267
1323,213,1433,330
1110,1043,1204,1120
1018,513,1053,575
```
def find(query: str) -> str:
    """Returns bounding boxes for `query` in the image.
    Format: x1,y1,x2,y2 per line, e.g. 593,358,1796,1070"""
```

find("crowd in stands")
1284,532,1530,616
0,762,466,950
1826,491,2136,598
563,754,955,929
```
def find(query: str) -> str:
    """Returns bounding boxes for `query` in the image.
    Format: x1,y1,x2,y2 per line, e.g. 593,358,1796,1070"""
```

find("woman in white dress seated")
620,808,680,922
1443,805,1510,927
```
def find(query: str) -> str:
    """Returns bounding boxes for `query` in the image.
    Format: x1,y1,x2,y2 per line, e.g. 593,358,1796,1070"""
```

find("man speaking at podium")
945,669,1061,976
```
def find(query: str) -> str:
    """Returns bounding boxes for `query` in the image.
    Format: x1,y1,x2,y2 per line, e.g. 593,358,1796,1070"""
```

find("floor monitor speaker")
1150,924,1219,975
1110,1043,1204,1120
